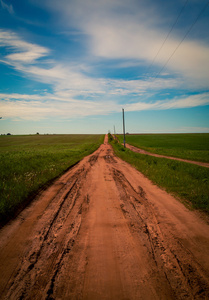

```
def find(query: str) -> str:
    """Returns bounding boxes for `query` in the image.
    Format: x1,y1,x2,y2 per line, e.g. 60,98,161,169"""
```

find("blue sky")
0,0,209,134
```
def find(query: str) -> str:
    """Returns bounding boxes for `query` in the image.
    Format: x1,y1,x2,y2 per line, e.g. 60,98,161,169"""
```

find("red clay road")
0,135,209,299
125,143,209,168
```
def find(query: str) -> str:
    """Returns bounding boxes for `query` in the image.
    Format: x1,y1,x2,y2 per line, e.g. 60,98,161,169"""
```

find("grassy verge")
110,135,209,214
118,133,209,163
0,134,104,225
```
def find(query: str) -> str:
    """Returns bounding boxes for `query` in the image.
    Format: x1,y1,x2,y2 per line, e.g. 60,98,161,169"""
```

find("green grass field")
118,133,209,163
110,134,209,214
0,134,104,225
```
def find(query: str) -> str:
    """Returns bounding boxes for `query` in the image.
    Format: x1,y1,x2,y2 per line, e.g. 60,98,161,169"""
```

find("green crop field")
118,133,209,163
0,134,104,225
110,134,209,214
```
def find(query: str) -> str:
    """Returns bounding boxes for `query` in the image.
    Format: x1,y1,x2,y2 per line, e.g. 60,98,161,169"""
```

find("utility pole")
114,125,116,135
122,108,126,148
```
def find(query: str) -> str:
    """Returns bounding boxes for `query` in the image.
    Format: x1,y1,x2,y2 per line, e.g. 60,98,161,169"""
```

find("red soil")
0,135,209,299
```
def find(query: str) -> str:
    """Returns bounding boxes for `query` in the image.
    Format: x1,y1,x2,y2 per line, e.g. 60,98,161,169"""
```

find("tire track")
112,167,209,299
0,136,209,299
4,166,91,299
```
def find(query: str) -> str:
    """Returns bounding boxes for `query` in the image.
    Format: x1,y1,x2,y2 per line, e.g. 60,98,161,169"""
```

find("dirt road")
125,143,209,168
0,135,209,299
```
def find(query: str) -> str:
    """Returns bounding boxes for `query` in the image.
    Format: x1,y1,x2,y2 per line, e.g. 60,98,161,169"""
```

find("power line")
146,0,189,75
153,0,209,80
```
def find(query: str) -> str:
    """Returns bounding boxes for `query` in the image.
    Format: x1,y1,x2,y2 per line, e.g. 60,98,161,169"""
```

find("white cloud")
1,92,208,122
1,27,207,121
0,13,209,124
0,30,49,63
107,77,180,96
0,29,181,102
0,30,109,96
126,93,209,111
0,93,118,121
86,16,209,87
157,93,209,109
40,0,209,88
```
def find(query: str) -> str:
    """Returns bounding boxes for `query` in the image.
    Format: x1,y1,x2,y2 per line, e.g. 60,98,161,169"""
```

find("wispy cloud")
0,30,49,63
0,0,14,15
126,93,209,111
0,29,181,101
0,30,106,96
0,23,209,123
85,9,209,87
1,92,209,121
40,0,209,88
0,93,118,120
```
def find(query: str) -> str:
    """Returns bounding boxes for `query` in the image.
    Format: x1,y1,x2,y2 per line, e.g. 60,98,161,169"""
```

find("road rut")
0,135,209,299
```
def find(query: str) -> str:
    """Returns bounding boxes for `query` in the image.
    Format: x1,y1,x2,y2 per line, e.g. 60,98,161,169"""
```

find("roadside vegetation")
118,133,209,163
0,134,104,225
109,134,209,214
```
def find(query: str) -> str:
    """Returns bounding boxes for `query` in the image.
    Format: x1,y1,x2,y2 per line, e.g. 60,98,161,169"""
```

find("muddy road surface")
0,135,209,299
